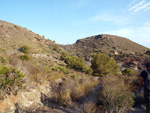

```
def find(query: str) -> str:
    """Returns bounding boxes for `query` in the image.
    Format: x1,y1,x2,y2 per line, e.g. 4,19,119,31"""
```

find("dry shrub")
62,75,100,101
82,101,100,113
49,88,72,107
99,75,135,113
57,89,72,106
49,73,100,107
123,72,140,91
71,76,96,100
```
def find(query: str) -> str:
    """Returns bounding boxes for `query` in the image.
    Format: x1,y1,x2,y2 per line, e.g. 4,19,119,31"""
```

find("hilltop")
63,34,149,70
63,34,148,59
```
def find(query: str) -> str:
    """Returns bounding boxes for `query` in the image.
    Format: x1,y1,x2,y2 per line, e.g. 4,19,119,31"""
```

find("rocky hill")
64,34,148,58
63,34,149,71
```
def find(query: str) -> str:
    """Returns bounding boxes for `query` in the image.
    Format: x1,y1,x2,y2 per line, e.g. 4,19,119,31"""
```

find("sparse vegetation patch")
19,55,31,61
20,45,30,54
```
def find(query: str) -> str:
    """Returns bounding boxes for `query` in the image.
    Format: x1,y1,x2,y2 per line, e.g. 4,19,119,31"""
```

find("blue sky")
0,0,150,48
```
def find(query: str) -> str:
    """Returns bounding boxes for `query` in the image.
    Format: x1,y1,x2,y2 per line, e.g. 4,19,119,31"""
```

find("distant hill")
63,34,149,61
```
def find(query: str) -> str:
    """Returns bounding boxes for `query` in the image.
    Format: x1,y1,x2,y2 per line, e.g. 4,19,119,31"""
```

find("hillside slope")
0,20,60,56
0,20,148,113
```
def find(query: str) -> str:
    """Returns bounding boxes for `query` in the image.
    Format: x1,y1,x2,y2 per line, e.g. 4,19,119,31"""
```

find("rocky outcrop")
0,81,51,113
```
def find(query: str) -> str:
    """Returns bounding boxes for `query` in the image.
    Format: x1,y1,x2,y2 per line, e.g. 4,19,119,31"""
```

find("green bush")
65,56,84,70
20,45,30,54
65,56,92,74
0,66,25,100
122,68,134,75
91,53,119,77
60,52,69,60
19,55,30,61
146,50,150,55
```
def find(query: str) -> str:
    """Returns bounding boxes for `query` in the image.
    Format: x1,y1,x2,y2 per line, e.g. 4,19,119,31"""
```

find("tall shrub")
91,53,119,77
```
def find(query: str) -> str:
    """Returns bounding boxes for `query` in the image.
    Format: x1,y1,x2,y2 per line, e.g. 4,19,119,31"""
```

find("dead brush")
98,75,135,113
122,72,140,92
71,75,97,101
48,72,100,107
59,74,100,103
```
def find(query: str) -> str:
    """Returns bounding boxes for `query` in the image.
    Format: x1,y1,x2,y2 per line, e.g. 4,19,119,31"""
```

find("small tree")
91,53,119,77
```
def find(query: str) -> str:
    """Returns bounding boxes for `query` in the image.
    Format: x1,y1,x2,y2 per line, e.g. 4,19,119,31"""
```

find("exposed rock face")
16,89,42,108
0,81,51,113
0,95,16,113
